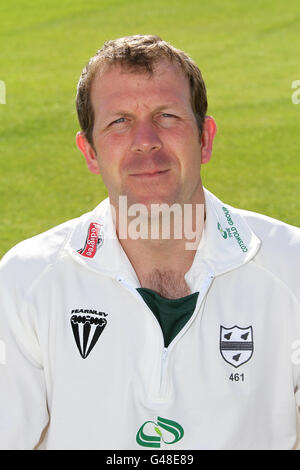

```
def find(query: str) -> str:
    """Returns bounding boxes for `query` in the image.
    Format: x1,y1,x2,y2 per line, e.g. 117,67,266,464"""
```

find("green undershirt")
137,288,199,347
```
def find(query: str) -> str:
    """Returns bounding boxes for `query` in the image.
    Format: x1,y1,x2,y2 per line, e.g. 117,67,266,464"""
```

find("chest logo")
220,325,253,368
136,416,184,448
70,309,108,359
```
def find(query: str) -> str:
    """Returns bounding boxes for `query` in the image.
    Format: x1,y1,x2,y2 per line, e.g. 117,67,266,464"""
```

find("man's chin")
123,194,179,210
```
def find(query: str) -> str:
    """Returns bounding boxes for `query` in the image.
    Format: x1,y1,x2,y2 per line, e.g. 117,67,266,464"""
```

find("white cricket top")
0,188,299,450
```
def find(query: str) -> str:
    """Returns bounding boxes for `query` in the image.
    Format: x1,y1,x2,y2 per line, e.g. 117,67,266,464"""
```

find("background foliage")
1,0,299,257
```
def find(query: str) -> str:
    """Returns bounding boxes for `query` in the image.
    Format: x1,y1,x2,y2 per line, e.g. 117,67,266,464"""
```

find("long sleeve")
0,251,49,449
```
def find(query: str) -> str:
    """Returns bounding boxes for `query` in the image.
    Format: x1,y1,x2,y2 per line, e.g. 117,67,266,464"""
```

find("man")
0,35,299,450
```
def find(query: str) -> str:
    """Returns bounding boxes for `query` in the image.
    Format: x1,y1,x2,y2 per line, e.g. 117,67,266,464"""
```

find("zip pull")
192,272,214,315
200,273,214,295
116,276,140,298
162,348,168,362
160,347,168,386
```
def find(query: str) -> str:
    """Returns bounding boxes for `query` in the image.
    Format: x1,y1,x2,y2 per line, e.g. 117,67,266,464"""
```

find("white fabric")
0,188,299,449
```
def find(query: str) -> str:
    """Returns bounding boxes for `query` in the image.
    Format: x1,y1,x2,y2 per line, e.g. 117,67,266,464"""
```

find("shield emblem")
220,325,253,368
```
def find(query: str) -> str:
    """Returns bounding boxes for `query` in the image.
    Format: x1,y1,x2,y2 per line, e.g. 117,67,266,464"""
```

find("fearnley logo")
70,309,108,359
136,417,184,448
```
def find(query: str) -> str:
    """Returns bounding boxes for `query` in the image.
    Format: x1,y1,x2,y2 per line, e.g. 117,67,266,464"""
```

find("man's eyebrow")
152,103,183,112
106,110,133,117
104,103,184,118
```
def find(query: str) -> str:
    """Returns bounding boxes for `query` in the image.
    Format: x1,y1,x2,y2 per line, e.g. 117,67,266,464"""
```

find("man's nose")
130,121,162,154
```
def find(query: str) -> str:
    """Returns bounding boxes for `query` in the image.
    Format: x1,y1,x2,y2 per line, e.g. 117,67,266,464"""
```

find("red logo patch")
78,222,103,258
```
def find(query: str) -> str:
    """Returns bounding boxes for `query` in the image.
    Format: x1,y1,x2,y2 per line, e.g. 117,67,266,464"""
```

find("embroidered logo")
77,222,103,258
70,309,108,359
220,325,253,368
217,222,228,239
136,416,184,448
221,207,249,253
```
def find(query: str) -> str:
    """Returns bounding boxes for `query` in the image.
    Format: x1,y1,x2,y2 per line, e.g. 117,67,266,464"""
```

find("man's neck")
119,235,198,275
113,192,205,296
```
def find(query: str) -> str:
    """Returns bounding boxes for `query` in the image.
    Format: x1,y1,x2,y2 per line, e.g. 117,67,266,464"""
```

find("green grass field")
1,0,300,258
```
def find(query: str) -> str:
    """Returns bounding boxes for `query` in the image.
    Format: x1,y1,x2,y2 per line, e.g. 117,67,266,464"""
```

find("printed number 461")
229,373,244,382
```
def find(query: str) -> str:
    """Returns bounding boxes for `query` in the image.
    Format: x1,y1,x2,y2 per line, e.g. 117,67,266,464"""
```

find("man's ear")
76,131,101,175
200,116,217,164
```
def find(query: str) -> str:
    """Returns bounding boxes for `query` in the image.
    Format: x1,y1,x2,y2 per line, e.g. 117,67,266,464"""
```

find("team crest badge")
220,325,253,368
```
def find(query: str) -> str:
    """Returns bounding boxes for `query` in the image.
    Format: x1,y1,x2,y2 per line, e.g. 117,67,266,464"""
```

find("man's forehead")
92,60,189,92
94,58,186,81
91,60,190,110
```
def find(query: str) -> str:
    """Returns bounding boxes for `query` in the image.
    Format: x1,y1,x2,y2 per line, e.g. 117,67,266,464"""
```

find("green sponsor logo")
222,206,234,225
136,416,184,448
217,222,228,239
230,226,248,252
221,207,248,253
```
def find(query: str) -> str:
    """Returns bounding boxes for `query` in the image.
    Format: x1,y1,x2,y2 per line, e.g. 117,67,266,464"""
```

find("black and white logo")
70,309,108,359
220,325,253,368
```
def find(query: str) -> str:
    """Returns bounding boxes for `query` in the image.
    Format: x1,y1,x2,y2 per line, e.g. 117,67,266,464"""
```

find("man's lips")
129,169,170,178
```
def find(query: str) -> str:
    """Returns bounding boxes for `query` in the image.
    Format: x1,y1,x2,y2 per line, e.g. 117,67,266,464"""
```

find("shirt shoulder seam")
252,258,300,308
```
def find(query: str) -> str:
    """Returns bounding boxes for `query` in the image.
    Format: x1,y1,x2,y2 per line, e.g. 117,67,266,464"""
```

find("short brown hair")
76,35,207,148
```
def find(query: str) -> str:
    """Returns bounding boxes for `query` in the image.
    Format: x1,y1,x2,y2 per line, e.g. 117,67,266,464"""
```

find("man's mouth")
130,169,170,178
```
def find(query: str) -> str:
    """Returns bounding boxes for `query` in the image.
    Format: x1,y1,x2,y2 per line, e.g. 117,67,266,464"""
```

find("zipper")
159,273,214,398
165,273,215,354
117,275,166,400
117,273,215,400
116,275,166,344
116,276,141,298
161,348,168,385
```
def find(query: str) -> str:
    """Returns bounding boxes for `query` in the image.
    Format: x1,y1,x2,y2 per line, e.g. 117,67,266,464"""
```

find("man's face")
79,60,213,209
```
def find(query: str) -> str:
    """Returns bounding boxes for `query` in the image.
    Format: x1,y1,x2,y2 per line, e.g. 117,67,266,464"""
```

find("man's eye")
161,113,175,118
111,117,126,125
